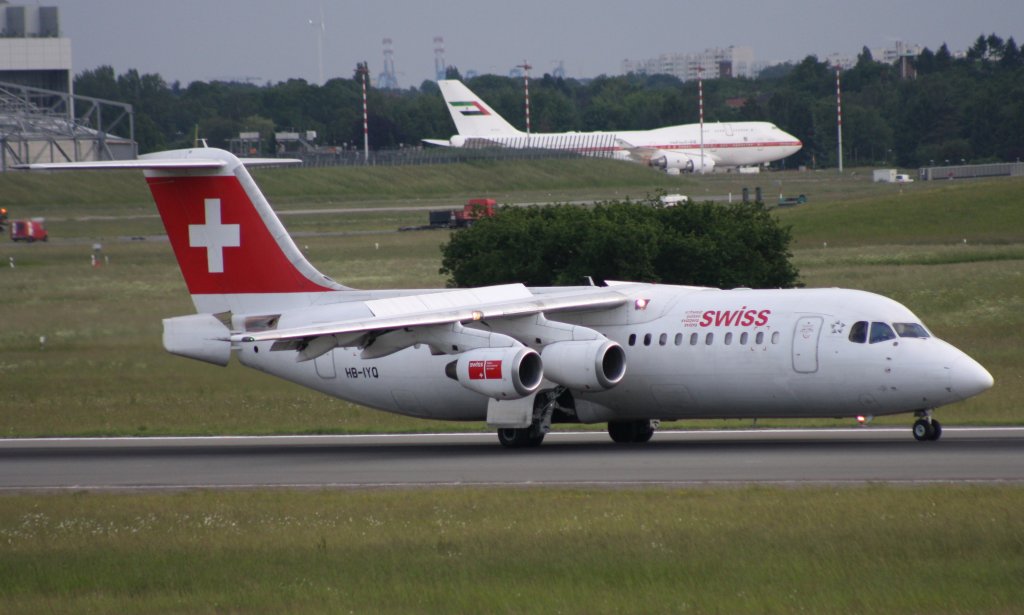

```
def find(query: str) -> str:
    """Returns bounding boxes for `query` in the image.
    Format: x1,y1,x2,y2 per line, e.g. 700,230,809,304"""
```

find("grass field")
2,161,1022,613
2,164,1022,436
2,486,1023,614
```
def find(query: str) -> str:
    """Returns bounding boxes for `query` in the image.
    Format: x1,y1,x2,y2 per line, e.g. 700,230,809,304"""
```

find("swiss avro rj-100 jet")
423,80,803,173
21,148,991,447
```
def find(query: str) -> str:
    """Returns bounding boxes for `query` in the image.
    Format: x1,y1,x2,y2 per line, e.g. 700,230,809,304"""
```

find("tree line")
74,33,1024,168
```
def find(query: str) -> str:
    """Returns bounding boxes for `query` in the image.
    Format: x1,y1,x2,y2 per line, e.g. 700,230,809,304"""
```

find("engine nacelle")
650,151,716,174
446,346,543,399
541,339,626,391
163,313,231,366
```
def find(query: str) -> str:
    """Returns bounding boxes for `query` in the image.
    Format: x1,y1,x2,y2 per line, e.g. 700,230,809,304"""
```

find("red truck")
428,198,497,229
9,218,48,242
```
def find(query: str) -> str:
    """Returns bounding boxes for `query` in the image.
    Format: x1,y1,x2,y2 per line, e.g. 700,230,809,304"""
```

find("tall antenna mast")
308,3,325,84
434,36,446,80
380,38,398,89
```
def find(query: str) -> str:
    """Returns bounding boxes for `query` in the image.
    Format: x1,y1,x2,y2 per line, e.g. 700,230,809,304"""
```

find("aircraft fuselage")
237,285,990,424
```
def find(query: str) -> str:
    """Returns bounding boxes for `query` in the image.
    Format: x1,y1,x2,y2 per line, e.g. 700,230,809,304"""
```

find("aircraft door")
792,316,823,373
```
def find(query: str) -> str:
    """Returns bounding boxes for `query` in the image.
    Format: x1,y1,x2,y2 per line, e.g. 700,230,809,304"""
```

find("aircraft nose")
780,131,802,154
949,354,994,400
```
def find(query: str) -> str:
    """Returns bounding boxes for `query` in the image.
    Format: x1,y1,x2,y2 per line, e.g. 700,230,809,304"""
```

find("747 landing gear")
912,411,942,442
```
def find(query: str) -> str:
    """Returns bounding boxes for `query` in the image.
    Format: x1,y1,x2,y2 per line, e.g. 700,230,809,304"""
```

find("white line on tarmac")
2,426,1022,446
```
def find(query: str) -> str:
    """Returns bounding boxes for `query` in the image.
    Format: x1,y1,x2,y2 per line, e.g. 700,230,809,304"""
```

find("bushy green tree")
439,200,799,289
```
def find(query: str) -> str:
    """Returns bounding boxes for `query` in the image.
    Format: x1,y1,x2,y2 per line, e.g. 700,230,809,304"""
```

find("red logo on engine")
468,360,503,380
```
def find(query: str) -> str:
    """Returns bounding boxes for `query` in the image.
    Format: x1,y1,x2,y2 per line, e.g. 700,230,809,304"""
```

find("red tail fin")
18,148,346,313
141,149,345,312
148,174,327,295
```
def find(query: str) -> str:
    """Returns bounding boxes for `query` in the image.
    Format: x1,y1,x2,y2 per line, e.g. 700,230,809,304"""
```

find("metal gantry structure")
378,38,399,89
0,80,136,172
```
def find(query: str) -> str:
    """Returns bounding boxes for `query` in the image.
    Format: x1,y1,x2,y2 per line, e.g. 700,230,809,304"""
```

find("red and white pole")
518,61,532,142
836,65,843,174
698,66,705,174
361,62,369,163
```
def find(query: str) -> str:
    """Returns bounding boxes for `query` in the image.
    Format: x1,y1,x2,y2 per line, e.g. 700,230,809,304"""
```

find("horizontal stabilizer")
15,155,301,172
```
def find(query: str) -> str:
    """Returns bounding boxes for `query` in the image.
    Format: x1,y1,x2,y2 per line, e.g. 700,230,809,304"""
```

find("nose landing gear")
912,411,942,441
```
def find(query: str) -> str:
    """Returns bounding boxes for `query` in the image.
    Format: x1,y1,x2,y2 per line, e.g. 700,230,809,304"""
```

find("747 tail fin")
437,80,523,137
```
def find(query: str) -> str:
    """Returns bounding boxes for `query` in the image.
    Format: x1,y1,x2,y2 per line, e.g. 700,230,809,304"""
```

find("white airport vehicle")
424,80,803,173
20,148,992,446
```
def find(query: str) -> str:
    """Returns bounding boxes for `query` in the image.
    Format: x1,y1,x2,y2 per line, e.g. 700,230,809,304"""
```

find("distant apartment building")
625,42,924,82
622,46,758,81
826,41,921,78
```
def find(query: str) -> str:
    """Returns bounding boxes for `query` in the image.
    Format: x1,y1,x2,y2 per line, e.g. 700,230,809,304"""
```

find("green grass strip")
1,486,1022,614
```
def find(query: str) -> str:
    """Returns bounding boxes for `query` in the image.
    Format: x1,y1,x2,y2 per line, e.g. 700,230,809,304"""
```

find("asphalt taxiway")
2,427,1022,491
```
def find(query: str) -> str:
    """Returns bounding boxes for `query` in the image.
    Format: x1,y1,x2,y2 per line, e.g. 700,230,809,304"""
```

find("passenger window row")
627,330,780,347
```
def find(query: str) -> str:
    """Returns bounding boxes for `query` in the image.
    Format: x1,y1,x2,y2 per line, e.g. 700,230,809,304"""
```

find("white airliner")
21,148,991,447
424,80,803,173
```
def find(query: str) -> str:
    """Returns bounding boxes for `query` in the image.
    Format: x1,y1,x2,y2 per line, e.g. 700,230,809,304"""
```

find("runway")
2,427,1022,491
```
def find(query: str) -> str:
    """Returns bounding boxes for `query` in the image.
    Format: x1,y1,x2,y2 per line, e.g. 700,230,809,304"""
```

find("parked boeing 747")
424,80,803,173
20,148,991,446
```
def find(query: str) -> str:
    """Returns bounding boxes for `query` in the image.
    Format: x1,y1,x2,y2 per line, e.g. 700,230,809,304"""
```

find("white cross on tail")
188,198,240,273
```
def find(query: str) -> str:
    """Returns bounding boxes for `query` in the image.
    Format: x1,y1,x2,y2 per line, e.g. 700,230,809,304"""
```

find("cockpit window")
894,323,930,338
849,321,868,344
869,322,897,344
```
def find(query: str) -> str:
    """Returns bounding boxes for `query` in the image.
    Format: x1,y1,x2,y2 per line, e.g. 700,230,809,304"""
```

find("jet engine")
541,339,626,391
650,151,715,174
446,346,543,399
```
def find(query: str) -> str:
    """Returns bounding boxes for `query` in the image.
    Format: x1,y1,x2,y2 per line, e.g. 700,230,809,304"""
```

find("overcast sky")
37,0,1024,86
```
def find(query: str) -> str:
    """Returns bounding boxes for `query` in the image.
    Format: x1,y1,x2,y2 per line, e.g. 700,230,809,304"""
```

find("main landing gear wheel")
912,418,942,442
497,427,545,449
607,420,656,444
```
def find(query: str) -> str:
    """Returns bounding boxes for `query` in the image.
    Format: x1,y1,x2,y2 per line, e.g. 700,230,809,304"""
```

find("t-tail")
437,79,522,137
17,148,347,315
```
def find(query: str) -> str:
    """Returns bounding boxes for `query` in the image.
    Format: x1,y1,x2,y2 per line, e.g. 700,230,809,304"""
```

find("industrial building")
0,2,135,171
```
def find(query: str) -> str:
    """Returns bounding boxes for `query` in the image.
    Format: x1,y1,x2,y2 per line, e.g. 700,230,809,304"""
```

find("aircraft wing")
614,138,660,164
233,283,638,360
